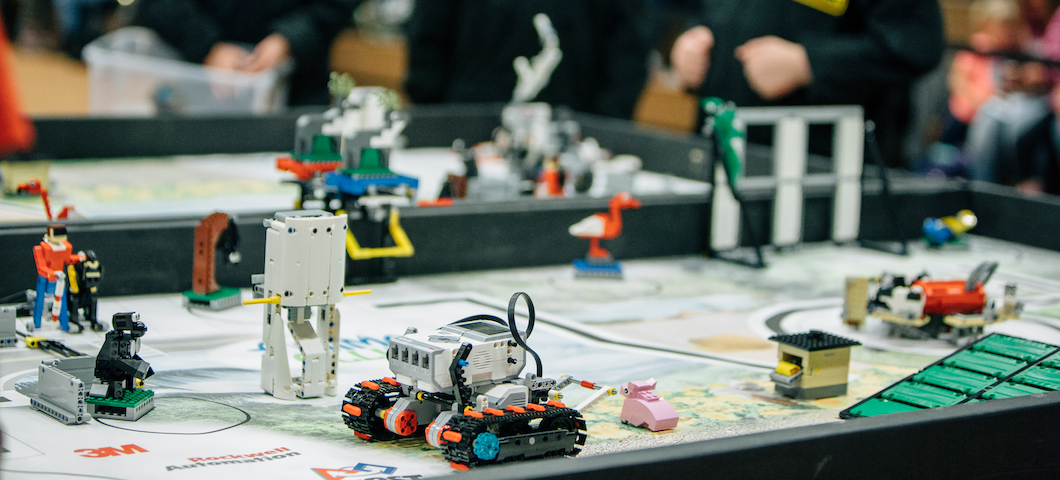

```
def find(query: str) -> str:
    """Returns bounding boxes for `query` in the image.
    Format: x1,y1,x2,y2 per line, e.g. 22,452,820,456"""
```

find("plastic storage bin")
82,27,291,116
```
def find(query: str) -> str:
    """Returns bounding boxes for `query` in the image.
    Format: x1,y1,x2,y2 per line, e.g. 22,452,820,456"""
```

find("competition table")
0,105,1058,479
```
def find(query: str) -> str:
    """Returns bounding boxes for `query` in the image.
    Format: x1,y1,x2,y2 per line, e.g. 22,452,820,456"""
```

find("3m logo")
75,444,148,458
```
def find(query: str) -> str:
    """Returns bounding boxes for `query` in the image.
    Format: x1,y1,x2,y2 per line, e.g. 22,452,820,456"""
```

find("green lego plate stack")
87,389,155,421
840,334,1060,419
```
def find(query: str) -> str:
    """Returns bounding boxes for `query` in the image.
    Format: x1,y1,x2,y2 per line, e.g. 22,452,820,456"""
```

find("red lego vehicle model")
843,261,1022,343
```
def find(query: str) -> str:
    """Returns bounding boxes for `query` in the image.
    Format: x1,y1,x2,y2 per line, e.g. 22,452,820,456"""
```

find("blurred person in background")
404,0,652,119
135,0,359,105
961,0,1060,187
669,0,944,165
0,12,35,156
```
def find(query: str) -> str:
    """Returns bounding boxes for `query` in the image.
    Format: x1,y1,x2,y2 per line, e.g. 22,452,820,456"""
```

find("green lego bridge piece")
943,350,1026,378
292,135,341,162
840,334,1060,419
182,287,241,302
336,148,394,176
88,389,154,408
970,335,1055,361
912,365,995,394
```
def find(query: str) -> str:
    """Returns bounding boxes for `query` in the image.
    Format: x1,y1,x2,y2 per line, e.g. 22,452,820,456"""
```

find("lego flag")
0,15,36,156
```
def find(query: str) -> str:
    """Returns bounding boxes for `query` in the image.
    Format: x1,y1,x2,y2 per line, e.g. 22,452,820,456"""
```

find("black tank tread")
342,379,403,441
442,404,587,467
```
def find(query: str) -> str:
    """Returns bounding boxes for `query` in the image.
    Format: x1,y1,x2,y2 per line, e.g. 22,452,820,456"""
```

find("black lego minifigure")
67,251,104,332
94,312,154,399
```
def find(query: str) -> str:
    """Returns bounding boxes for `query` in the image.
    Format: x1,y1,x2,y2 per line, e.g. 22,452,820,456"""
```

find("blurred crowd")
927,0,1060,194
2,0,1060,193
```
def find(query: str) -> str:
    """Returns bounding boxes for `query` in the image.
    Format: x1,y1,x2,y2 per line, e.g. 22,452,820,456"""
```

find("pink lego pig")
619,378,679,432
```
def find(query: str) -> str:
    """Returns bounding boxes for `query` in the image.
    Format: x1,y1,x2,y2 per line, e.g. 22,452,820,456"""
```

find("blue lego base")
325,172,419,196
573,259,623,278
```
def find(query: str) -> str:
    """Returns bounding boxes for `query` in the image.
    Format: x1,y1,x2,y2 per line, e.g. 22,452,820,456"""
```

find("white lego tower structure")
254,210,349,400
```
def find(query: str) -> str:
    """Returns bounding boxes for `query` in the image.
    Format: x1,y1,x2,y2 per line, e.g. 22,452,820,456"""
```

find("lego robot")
246,210,369,400
844,261,1022,342
342,292,601,470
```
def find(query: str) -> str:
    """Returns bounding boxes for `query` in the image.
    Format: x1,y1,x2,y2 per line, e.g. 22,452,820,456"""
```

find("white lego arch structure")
711,105,864,251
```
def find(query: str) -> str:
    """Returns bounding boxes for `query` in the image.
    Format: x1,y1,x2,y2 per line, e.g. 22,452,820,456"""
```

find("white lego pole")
710,164,742,251
772,116,808,247
51,271,66,323
832,114,865,243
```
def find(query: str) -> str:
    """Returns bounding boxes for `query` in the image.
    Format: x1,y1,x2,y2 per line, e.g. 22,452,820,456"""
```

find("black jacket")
695,0,944,108
404,0,651,119
135,0,357,105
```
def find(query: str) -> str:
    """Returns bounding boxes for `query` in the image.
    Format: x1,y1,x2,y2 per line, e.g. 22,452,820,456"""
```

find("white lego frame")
259,211,348,400
710,105,864,251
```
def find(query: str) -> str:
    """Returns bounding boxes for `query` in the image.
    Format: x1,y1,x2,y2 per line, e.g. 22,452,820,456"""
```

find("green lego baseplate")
87,388,154,408
840,334,1060,419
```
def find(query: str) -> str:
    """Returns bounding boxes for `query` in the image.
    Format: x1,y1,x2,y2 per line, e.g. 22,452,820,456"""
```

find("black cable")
449,314,507,326
0,290,28,304
93,395,251,434
506,292,542,377
863,120,908,255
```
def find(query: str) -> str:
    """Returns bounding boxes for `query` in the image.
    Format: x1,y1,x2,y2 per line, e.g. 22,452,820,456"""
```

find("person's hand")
670,26,714,89
203,42,250,70
241,34,291,73
735,36,812,100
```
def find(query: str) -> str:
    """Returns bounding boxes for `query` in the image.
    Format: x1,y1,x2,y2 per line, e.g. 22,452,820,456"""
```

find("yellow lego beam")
345,207,415,260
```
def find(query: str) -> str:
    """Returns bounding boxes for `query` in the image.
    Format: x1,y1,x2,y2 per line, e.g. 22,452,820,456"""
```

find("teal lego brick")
882,382,967,409
912,365,996,394
1011,366,1060,391
846,397,924,418
1041,352,1060,369
970,335,1056,361
943,350,1026,378
981,383,1049,400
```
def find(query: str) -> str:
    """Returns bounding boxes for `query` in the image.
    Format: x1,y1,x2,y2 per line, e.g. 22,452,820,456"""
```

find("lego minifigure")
66,251,104,332
569,192,641,278
769,331,860,400
923,209,978,247
32,224,87,331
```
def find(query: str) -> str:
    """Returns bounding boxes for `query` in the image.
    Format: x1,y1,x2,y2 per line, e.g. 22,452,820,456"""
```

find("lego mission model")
182,212,242,310
245,210,370,400
843,261,1022,342
568,191,641,278
30,312,155,424
276,79,415,284
769,331,860,400
342,292,599,470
